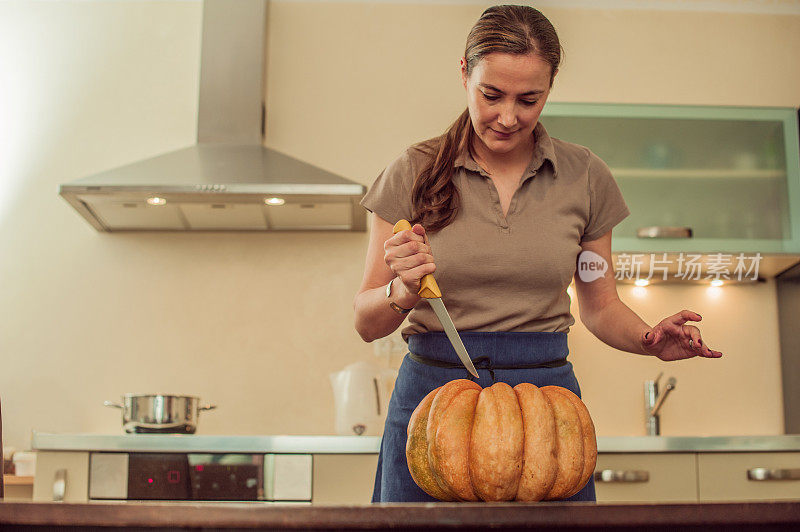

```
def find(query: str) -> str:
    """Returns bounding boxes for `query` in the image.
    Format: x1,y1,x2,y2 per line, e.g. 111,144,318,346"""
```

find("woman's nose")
497,105,517,129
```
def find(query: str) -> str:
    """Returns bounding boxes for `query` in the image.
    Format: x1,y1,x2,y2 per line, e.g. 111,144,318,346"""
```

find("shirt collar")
454,122,559,179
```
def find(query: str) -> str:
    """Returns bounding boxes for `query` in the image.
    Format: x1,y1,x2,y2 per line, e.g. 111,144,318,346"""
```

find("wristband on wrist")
386,278,413,314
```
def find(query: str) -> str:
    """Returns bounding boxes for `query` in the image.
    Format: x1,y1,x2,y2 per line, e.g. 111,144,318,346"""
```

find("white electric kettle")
329,361,397,436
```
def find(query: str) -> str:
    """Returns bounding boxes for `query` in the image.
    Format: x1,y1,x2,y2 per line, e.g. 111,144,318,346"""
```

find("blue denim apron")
372,331,596,503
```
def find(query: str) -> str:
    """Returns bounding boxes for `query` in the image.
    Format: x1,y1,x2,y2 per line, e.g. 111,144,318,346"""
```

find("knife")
393,219,479,379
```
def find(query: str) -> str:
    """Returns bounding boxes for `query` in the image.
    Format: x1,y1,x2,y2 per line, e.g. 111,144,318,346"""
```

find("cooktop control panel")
88,452,312,502
128,453,260,500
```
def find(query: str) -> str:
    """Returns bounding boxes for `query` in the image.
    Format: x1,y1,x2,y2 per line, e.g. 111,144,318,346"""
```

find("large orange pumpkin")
406,379,597,502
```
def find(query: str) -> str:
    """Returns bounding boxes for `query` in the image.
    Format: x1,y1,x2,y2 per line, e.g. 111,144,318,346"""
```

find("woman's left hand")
641,310,723,361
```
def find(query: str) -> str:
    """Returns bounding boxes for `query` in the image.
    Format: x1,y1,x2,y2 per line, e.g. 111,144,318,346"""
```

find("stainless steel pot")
104,394,216,434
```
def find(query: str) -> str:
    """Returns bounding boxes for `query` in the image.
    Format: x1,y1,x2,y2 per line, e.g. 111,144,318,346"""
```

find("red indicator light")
195,465,204,472
167,470,180,483
147,478,153,484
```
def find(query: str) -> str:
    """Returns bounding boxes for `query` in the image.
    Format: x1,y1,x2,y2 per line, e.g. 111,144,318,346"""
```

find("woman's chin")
482,138,517,154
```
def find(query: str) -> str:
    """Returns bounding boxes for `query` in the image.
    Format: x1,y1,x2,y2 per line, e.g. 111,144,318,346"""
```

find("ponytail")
410,109,473,232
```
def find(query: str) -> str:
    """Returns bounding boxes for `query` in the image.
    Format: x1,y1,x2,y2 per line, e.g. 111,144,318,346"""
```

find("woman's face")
461,52,554,158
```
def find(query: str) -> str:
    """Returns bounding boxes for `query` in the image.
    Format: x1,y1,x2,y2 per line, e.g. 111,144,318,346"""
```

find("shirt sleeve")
580,151,631,243
359,148,417,224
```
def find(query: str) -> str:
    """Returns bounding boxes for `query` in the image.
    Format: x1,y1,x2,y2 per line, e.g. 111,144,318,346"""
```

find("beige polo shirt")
361,122,630,340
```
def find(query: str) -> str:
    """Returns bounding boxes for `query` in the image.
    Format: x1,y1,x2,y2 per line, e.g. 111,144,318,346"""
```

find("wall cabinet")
541,104,800,277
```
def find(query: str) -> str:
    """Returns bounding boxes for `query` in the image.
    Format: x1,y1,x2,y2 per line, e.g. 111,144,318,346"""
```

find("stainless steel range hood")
59,0,366,232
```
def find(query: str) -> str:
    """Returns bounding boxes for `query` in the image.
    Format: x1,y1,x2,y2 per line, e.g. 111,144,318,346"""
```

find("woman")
353,5,722,503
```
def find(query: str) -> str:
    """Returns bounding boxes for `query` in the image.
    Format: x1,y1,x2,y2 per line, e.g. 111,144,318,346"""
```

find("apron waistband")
407,331,569,366
407,351,568,383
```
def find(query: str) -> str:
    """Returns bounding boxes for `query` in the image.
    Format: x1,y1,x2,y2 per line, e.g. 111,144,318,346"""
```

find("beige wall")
0,1,798,452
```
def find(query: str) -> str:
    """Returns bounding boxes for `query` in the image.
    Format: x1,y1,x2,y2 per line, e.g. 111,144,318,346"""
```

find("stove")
90,452,267,501
30,433,381,504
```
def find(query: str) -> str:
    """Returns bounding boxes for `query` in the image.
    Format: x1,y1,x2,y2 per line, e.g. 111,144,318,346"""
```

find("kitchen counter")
31,432,800,453
1,500,799,530
598,435,800,452
31,432,383,454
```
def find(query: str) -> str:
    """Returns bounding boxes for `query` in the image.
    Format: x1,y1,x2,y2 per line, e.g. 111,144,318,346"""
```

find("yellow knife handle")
393,219,442,299
392,219,412,233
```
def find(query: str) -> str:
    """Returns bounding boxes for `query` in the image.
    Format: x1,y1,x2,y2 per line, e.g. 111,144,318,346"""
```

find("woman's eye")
481,92,537,106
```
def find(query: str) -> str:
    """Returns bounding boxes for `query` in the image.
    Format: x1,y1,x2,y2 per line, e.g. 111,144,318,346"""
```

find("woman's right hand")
383,223,436,308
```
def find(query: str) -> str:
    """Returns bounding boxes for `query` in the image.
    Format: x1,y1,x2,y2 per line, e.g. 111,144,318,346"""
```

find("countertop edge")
1,501,799,529
30,432,800,454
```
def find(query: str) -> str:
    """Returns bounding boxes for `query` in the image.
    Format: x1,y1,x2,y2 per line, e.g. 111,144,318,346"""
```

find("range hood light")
264,197,285,206
710,279,724,287
634,278,650,287
146,197,167,206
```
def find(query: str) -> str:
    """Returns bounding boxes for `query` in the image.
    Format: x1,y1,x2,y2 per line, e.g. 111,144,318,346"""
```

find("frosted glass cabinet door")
540,104,800,253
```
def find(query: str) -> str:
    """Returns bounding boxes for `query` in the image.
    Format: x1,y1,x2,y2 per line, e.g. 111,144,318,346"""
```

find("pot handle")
103,401,123,409
198,404,217,412
128,421,190,430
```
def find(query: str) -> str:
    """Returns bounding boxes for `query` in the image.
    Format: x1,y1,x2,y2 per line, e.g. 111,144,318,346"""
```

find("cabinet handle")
53,468,67,502
636,226,693,239
594,469,650,483
747,468,800,481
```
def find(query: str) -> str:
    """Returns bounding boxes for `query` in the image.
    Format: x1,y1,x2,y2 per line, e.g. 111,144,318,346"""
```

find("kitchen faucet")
644,372,677,436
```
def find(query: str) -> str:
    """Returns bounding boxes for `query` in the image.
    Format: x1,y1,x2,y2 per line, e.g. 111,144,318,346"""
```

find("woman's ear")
460,57,468,88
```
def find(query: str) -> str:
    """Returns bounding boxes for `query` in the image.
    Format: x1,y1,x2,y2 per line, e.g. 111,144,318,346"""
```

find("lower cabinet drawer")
594,453,697,502
697,452,800,501
312,454,378,505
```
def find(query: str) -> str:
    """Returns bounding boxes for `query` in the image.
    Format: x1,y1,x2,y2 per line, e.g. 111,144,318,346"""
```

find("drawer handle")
636,226,693,239
53,468,67,502
594,469,650,483
747,468,800,481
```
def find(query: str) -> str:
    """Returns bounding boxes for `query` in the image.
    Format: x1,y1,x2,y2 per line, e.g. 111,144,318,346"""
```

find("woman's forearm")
353,281,420,343
581,298,653,356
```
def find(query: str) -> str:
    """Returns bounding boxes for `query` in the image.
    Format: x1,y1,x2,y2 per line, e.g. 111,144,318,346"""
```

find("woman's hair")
410,5,562,232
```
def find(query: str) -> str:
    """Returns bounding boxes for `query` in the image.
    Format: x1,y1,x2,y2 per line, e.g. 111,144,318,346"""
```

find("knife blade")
393,219,479,379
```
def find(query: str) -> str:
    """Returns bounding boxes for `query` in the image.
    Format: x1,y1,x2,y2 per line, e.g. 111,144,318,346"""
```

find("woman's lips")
490,128,515,139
